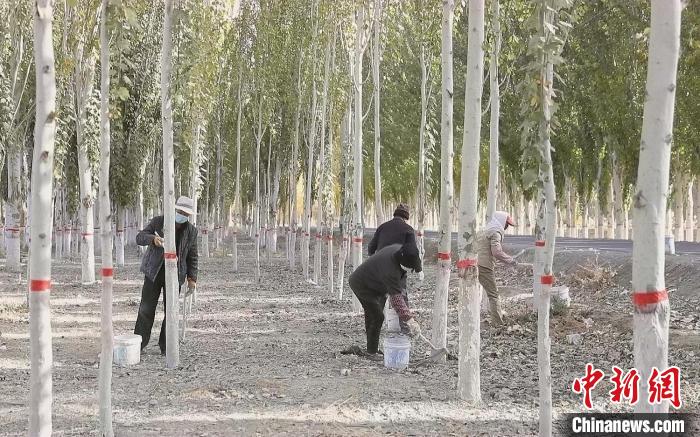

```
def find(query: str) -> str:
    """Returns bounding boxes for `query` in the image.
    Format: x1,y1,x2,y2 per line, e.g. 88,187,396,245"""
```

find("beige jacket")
477,211,516,269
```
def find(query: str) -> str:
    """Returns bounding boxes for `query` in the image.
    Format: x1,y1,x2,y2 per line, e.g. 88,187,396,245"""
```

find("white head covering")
485,211,511,234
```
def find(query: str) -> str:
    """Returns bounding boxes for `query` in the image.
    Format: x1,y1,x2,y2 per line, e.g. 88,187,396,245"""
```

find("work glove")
406,318,421,338
418,271,425,281
153,236,164,247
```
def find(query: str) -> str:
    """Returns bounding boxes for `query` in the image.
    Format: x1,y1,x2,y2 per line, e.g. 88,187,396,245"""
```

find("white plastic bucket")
384,301,401,333
113,334,141,366
551,286,571,307
383,334,411,370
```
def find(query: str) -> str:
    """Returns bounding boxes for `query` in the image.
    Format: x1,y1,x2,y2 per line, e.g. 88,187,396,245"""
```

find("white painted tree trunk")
416,46,430,277
189,122,202,227
74,40,96,285
485,0,500,223
632,0,681,413
270,156,280,253
214,122,223,251
673,176,684,241
457,0,484,401
29,3,56,434
115,207,125,267
98,1,114,433
372,0,384,226
55,191,63,258
233,72,243,272
325,73,336,296
686,178,694,242
432,0,455,360
254,98,263,283
536,29,558,437
161,0,179,369
6,152,22,271
337,106,352,300
351,4,367,313
612,154,626,239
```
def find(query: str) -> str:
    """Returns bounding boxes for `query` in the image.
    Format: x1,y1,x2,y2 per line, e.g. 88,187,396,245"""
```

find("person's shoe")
366,353,383,362
489,299,507,325
160,346,166,356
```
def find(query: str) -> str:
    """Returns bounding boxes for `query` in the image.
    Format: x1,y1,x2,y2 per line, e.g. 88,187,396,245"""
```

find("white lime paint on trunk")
457,0,484,401
432,0,455,361
632,0,681,414
98,1,114,433
29,1,56,433
161,0,179,369
372,0,384,226
74,39,96,285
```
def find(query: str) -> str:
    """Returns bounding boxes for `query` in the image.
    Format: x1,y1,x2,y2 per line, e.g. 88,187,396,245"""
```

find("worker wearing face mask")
134,196,199,355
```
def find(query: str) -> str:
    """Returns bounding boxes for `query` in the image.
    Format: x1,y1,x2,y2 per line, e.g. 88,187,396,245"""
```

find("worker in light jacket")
134,196,199,355
367,204,421,334
477,210,520,325
349,242,423,360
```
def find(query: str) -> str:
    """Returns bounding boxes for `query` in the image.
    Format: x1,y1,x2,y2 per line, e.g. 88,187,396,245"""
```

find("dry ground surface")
1,234,699,436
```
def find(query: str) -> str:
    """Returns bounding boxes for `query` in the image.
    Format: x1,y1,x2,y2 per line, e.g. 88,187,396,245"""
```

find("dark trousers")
134,267,171,352
352,288,387,354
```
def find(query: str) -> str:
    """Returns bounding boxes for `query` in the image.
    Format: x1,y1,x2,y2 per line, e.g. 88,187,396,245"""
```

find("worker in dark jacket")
367,204,421,333
134,196,199,354
349,243,423,360
368,204,419,258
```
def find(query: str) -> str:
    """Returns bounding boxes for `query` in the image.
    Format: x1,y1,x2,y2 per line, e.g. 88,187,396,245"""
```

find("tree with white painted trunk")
431,0,455,361
632,0,682,414
303,1,319,281
161,0,179,369
371,0,384,226
97,1,114,433
351,2,369,312
314,26,334,286
253,96,266,283
29,0,56,433
520,1,572,434
233,69,243,273
457,0,484,400
73,28,98,285
485,0,500,222
289,51,303,270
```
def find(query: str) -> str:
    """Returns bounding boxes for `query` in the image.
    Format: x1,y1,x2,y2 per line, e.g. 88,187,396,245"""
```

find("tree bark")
115,206,125,267
457,0,484,400
233,71,243,272
632,0,681,413
486,0,500,222
74,38,97,285
432,0,455,360
161,0,179,369
372,0,384,226
351,4,368,313
685,177,693,242
29,2,56,433
98,1,114,433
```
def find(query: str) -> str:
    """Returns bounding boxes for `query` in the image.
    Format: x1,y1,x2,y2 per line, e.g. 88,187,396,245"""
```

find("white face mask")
400,264,412,272
175,212,189,224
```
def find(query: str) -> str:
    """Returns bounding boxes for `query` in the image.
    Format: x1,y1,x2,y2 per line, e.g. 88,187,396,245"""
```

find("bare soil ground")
1,235,698,436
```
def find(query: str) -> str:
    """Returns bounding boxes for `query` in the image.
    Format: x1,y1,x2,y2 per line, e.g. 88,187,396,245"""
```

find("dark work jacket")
349,244,406,299
136,215,198,285
368,217,422,276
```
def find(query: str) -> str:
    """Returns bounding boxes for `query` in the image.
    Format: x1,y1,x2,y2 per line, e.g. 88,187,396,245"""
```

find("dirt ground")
0,234,698,436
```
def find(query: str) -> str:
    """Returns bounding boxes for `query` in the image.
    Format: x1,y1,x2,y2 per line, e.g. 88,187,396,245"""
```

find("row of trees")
9,0,690,435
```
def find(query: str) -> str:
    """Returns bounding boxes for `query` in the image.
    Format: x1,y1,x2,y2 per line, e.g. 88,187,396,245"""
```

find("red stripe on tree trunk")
540,275,554,285
437,252,451,260
352,237,363,243
30,280,51,292
101,268,114,277
535,240,545,247
632,290,668,306
456,259,477,268
164,252,177,259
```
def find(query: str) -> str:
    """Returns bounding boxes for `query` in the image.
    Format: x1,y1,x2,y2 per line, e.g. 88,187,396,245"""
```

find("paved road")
366,229,700,256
